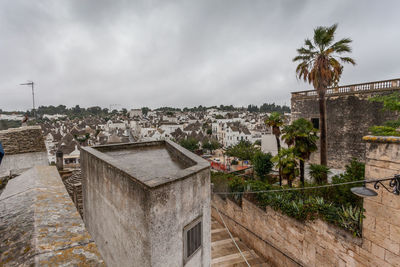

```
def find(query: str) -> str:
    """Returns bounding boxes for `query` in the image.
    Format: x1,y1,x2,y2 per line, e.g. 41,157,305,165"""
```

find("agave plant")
338,205,364,237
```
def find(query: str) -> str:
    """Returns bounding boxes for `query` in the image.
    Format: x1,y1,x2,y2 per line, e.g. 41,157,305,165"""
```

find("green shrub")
252,151,273,182
338,205,364,237
309,164,331,184
211,158,364,237
369,125,400,136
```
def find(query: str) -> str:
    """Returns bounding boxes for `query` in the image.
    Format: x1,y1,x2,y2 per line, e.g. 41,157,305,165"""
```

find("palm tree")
265,112,284,185
293,24,355,178
282,118,318,186
272,147,299,187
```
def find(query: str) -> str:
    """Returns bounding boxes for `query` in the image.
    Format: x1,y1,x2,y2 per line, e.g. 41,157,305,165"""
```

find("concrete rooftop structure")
81,140,211,266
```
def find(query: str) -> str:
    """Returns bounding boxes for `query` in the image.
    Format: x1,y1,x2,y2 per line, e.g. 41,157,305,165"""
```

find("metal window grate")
184,218,202,263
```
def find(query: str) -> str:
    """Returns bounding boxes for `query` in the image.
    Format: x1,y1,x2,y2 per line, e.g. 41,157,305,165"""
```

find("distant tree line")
33,105,110,118
7,102,291,118
247,103,290,113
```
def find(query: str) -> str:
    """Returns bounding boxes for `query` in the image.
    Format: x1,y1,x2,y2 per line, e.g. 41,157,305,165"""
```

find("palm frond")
339,56,356,65
304,38,315,50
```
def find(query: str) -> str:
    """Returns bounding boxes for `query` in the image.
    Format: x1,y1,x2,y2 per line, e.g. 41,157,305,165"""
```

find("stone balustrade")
292,78,400,99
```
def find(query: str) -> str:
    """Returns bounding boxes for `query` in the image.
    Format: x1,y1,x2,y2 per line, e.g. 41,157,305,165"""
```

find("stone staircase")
211,218,270,267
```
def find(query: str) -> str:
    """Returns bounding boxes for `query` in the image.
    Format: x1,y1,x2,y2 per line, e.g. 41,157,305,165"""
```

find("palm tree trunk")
300,159,305,187
318,89,328,183
275,135,282,186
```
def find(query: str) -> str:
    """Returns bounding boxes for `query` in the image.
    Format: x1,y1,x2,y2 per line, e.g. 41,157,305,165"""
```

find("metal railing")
292,78,400,98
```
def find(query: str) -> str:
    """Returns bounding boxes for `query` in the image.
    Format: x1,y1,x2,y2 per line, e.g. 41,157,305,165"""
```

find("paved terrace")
0,166,104,266
291,78,400,99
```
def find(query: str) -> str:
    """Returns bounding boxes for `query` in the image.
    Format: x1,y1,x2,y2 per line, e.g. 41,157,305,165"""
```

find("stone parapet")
0,166,104,266
0,126,46,155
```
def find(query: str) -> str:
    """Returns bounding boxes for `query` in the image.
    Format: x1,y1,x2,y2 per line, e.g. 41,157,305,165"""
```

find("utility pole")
20,81,36,118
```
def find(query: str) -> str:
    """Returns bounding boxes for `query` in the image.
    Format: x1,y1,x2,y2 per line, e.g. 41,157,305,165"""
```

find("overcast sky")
1,0,399,111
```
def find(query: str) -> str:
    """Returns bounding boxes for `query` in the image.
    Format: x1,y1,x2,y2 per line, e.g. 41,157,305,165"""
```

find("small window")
183,217,202,264
311,118,319,129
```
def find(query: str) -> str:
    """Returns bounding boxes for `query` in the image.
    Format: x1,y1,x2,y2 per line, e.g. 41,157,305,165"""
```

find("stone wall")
212,196,365,267
0,126,48,176
291,90,398,169
212,136,400,266
0,126,46,155
361,136,400,266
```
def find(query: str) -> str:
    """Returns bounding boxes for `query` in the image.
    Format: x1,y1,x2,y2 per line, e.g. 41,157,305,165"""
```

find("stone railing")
292,78,400,99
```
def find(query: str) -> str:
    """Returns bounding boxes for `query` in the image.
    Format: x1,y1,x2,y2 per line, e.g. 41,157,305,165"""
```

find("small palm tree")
272,147,299,187
282,118,318,186
309,163,331,184
293,24,355,173
265,112,284,185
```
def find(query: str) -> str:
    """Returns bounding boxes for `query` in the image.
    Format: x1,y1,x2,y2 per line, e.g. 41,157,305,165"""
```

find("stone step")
212,237,240,247
211,228,227,234
211,250,257,266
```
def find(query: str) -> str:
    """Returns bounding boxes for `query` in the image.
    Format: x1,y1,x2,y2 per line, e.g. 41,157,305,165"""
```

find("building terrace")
291,78,400,99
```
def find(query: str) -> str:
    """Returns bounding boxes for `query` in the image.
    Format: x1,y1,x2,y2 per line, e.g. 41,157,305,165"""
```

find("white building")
129,109,142,118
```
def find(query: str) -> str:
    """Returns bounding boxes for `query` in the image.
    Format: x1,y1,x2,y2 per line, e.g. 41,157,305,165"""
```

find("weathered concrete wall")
0,126,48,176
212,136,400,266
81,141,211,267
291,90,398,169
81,150,152,266
361,136,400,266
0,151,48,176
149,168,210,267
0,166,104,266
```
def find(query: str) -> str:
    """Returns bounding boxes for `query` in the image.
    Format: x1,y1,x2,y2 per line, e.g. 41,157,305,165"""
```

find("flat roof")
82,140,210,188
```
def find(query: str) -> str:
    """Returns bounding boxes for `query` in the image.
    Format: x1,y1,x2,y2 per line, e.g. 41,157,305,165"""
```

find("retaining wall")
212,136,400,266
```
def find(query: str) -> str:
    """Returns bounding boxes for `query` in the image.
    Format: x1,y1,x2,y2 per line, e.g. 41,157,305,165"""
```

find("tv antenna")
20,81,36,118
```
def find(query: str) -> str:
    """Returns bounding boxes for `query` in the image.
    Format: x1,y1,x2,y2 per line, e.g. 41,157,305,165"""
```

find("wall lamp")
351,175,400,197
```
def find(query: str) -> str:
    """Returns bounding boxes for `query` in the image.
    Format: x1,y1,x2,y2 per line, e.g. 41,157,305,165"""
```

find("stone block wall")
0,126,48,176
0,126,46,155
361,136,400,266
291,90,398,169
212,196,366,267
212,136,400,266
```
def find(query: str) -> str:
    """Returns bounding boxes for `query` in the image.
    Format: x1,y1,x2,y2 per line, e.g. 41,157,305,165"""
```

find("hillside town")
2,1,400,267
1,104,289,171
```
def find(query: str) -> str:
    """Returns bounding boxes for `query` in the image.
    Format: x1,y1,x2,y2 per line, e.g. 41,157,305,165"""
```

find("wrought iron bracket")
373,175,400,195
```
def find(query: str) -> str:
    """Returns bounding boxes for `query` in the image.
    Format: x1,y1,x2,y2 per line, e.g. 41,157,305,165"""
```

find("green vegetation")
0,120,21,130
225,140,258,162
202,140,221,153
247,103,290,113
309,164,331,184
211,158,365,237
282,118,318,186
265,112,284,185
272,147,299,187
252,151,273,182
141,107,150,116
36,105,110,118
369,92,400,136
179,137,199,152
293,24,355,171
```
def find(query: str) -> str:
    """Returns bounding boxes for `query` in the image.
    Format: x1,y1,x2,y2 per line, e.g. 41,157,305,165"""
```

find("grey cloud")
0,0,399,111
